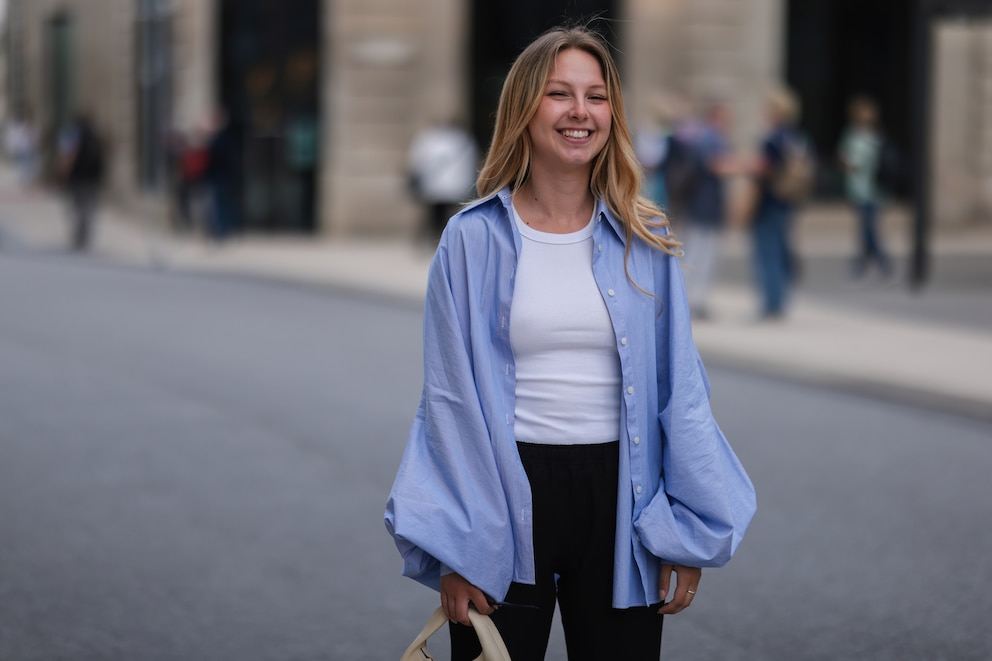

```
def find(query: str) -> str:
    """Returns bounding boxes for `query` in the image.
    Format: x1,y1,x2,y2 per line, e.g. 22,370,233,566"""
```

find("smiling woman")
386,24,756,661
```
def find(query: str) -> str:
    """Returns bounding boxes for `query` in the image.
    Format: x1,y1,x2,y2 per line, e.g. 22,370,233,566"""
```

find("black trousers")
451,441,663,661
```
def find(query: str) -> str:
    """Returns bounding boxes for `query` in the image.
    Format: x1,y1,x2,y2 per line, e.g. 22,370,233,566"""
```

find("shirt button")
636,485,643,494
620,337,627,346
598,244,603,252
633,436,640,445
627,386,634,395
608,289,615,296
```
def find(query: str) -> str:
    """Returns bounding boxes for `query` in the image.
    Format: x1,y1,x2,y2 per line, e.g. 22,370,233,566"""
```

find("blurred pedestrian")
203,108,236,242
285,110,319,232
386,25,755,661
180,125,211,233
406,118,479,242
634,93,681,211
662,108,707,228
681,101,738,319
749,87,811,320
57,112,106,251
167,123,209,233
5,108,40,187
838,95,894,282
165,125,186,229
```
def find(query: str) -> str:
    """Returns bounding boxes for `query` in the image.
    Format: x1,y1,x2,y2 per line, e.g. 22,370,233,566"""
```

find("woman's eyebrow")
546,78,607,89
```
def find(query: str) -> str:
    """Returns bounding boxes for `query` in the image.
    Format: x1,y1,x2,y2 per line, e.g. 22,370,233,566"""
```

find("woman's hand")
440,573,496,626
658,564,702,615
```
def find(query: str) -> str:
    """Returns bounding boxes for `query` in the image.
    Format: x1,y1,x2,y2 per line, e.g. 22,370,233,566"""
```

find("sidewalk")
2,165,991,421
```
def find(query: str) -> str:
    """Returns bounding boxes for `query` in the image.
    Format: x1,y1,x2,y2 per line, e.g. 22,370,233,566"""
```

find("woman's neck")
514,168,595,234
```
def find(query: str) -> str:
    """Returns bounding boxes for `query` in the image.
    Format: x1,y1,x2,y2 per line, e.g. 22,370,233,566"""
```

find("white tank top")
509,204,622,445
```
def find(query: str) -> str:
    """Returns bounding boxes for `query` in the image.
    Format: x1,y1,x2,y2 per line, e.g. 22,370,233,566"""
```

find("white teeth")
562,130,589,138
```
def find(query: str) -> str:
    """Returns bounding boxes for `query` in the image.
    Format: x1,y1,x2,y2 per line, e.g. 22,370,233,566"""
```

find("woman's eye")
549,91,568,97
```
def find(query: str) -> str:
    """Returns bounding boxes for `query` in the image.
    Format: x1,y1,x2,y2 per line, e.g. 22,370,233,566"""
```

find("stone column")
624,0,783,152
322,0,468,236
107,0,136,198
623,0,690,131
932,20,987,226
978,22,992,223
730,0,784,148
18,0,138,198
172,0,217,131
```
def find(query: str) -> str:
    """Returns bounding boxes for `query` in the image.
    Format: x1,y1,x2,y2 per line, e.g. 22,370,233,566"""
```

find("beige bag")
400,606,512,661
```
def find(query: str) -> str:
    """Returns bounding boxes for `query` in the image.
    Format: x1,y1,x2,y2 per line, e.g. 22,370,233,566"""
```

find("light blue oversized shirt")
385,188,756,608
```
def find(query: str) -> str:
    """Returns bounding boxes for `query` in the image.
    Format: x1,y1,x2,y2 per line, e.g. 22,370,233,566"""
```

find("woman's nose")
570,98,588,119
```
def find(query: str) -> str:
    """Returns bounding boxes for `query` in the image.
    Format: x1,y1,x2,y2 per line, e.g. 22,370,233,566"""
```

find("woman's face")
526,48,612,175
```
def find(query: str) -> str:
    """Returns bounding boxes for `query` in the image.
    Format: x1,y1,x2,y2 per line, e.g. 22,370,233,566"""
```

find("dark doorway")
218,0,321,233
470,1,619,152
785,0,912,198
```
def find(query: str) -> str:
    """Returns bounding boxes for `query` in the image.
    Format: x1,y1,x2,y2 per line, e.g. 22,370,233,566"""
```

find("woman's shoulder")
445,191,511,233
436,190,513,254
453,190,504,218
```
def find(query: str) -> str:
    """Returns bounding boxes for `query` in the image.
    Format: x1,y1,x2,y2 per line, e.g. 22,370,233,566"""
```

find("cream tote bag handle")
400,606,512,661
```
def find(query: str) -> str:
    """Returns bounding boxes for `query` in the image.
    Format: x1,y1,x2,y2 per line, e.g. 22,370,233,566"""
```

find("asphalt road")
1,250,990,660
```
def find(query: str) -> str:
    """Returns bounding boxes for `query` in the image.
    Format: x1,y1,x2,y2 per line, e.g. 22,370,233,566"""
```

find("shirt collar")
595,198,626,245
463,187,627,244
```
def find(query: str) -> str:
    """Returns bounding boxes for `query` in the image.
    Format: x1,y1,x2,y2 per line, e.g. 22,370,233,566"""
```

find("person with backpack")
749,87,812,320
57,112,106,251
681,101,742,320
662,112,706,227
203,108,237,242
838,95,895,282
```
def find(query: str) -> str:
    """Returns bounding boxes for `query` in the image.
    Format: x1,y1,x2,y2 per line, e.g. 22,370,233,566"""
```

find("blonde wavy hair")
476,25,680,263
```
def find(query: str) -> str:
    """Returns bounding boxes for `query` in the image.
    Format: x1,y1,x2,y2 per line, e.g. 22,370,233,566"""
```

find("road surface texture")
1,250,990,660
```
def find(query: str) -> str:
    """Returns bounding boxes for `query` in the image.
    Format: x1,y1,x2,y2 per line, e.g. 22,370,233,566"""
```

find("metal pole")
909,0,933,291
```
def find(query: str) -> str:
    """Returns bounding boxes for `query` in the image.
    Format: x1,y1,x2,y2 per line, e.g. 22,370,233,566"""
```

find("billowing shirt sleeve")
384,230,518,600
633,246,756,567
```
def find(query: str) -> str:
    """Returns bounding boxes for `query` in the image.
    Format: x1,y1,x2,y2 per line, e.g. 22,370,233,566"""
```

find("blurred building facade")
4,0,991,235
